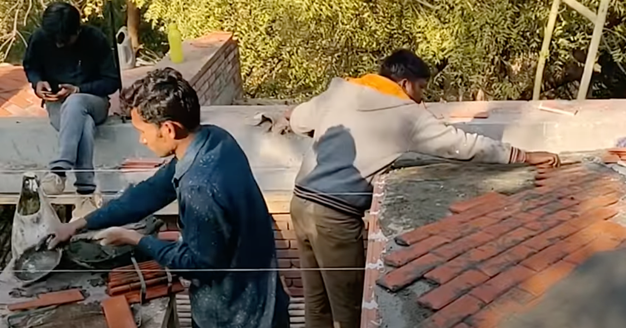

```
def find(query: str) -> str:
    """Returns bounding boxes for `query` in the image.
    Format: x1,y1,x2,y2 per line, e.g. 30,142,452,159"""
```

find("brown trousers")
290,196,365,328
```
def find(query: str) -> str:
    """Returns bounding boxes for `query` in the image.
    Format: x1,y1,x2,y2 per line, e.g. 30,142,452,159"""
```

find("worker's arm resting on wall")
409,109,559,165
84,161,178,230
135,183,228,280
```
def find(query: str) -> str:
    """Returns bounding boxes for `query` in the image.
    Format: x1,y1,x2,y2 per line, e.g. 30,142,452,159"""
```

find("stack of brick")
375,162,626,328
107,260,184,304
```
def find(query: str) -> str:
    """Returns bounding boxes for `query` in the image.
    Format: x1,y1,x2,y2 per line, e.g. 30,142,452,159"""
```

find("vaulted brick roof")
376,161,626,328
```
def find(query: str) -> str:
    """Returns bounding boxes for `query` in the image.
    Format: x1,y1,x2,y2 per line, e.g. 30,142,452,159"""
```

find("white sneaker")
40,172,66,195
71,192,103,221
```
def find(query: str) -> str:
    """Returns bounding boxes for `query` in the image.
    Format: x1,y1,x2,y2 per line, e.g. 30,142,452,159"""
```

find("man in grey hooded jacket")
286,49,560,328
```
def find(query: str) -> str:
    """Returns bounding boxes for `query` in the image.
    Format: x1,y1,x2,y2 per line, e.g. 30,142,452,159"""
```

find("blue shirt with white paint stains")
85,125,290,328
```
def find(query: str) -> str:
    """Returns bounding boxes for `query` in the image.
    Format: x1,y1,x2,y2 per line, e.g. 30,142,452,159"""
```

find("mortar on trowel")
10,172,62,285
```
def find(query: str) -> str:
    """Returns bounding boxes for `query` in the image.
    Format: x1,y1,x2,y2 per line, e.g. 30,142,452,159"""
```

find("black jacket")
23,25,120,97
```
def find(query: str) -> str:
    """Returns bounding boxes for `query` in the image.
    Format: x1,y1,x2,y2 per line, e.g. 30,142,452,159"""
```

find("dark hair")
379,49,431,82
41,2,81,44
120,67,201,131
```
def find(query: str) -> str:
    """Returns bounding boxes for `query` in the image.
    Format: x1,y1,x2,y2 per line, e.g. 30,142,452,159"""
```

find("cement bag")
11,172,62,260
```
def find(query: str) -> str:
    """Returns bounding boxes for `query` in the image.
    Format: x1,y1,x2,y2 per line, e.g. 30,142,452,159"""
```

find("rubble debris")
8,288,85,311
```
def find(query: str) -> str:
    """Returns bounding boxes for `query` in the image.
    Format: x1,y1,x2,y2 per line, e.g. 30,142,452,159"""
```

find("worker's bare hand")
94,227,143,247
525,151,561,167
54,84,79,100
48,220,83,249
35,81,58,101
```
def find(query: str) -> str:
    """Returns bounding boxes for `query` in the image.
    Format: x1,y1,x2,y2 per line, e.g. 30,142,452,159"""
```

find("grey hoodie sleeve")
408,107,524,164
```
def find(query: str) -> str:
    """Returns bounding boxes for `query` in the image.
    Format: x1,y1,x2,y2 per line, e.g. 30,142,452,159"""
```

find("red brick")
476,227,536,257
419,295,484,328
467,287,535,328
101,296,137,328
521,223,600,272
486,204,523,220
275,230,296,240
273,221,289,231
563,235,622,265
383,236,450,267
477,244,537,277
439,216,500,240
425,248,496,284
278,259,291,268
481,218,524,236
291,259,301,267
470,266,534,303
418,270,489,310
452,323,471,328
276,250,300,259
394,225,435,246
8,289,85,311
433,232,497,260
563,207,618,230
288,287,304,297
275,240,290,249
376,254,444,292
571,192,621,213
449,192,506,214
519,261,575,296
522,223,579,251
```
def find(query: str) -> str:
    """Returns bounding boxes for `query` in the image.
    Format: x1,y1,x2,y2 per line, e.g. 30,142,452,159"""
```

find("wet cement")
375,152,626,328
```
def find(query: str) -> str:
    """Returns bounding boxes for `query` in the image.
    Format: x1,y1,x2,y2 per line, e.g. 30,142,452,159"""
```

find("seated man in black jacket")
23,2,120,218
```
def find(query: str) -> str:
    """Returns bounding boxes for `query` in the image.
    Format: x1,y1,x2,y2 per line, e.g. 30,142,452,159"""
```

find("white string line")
6,268,369,273
0,167,299,174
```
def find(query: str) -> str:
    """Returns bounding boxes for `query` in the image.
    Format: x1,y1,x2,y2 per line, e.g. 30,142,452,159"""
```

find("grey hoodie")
290,77,523,217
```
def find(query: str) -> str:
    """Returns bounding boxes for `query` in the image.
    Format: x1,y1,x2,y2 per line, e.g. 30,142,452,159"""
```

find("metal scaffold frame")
533,0,611,101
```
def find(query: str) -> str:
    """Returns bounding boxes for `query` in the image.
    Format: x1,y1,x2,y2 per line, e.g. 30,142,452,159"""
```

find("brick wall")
271,208,369,298
188,35,243,106
111,32,243,115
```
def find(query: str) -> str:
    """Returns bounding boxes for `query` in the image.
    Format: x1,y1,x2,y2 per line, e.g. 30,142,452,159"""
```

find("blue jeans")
46,94,109,194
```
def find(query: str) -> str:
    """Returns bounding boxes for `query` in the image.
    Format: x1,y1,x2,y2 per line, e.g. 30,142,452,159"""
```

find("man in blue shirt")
50,67,290,328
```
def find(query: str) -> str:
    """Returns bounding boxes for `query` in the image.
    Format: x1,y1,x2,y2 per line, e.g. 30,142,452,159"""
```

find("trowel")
10,172,63,285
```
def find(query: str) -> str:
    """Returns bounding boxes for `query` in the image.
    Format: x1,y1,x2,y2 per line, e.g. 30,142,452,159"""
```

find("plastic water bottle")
167,24,184,64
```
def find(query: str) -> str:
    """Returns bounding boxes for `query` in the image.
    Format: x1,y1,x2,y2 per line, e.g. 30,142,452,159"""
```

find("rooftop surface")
0,65,46,117
366,153,626,328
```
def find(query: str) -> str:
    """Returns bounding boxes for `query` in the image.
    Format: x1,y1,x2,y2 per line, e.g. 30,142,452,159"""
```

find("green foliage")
133,0,626,100
0,0,167,64
2,0,625,100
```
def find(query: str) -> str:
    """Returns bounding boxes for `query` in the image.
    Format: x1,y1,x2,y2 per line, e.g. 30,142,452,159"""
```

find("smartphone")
42,84,60,95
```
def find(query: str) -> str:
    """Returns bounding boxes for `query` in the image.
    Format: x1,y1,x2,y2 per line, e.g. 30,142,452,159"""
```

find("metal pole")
533,0,562,101
107,0,123,89
576,0,610,100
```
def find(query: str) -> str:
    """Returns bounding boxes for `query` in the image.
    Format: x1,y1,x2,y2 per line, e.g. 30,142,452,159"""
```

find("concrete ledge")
1,100,625,196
